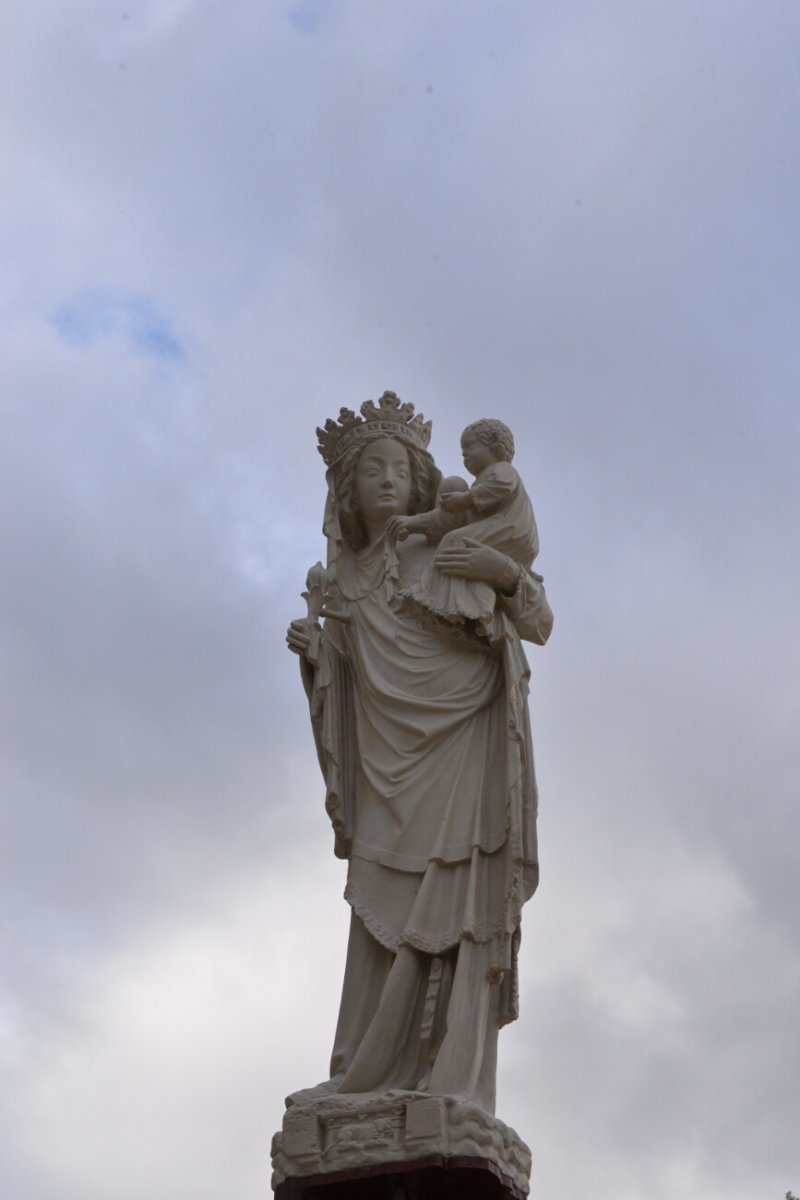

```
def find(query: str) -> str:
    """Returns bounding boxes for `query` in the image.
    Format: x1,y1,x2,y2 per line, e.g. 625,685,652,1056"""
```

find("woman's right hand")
286,618,316,660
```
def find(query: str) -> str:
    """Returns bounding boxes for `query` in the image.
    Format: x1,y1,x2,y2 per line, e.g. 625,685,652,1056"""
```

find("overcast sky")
2,2,799,1198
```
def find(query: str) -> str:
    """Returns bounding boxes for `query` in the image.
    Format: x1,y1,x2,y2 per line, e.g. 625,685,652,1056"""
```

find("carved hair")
463,418,515,463
332,430,440,552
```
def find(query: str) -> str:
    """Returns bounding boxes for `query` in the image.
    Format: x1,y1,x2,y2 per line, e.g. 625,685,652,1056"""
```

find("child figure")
390,419,538,637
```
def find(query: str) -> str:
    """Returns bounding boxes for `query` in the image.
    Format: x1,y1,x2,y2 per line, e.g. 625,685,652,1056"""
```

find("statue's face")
460,429,496,476
355,437,412,527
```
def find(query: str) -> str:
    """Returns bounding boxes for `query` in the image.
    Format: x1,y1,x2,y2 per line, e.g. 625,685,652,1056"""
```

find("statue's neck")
362,521,389,549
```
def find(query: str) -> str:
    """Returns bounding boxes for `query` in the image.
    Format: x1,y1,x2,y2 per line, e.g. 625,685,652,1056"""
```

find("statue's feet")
285,1073,344,1108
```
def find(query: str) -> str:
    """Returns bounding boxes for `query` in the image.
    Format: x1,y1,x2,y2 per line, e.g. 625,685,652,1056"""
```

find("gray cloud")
1,2,798,1197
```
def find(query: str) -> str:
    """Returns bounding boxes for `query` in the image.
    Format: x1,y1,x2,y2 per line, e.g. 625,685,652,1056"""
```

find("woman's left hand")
435,538,518,590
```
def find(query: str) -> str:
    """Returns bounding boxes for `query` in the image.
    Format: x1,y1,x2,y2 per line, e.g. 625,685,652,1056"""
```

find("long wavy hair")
332,431,441,552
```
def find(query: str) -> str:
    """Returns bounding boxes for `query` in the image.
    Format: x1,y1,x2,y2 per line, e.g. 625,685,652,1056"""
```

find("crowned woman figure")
286,392,553,1113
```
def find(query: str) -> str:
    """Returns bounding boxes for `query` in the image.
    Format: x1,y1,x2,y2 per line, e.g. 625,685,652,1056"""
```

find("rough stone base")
271,1092,530,1198
273,1156,526,1198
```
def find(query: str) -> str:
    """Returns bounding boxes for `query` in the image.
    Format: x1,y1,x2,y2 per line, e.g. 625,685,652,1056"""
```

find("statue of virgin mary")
286,392,553,1115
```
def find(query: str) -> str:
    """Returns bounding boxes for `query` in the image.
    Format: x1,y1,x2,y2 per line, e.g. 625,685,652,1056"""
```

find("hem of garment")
349,836,510,874
344,880,522,958
397,587,497,644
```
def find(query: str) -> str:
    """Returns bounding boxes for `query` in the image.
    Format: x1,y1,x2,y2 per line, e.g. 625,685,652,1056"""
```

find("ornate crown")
317,391,432,467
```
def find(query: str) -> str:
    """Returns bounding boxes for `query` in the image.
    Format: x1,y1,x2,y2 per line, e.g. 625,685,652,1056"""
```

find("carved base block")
271,1092,531,1198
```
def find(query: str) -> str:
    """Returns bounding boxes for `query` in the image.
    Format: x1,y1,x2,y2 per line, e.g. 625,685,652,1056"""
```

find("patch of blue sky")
53,291,183,362
288,0,335,36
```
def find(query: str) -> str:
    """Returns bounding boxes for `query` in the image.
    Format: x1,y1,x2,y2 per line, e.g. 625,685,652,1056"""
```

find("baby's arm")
469,462,519,515
425,502,472,543
386,513,429,542
440,488,474,514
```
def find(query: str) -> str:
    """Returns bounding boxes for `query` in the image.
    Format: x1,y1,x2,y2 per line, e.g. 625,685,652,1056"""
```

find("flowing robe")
300,534,552,1110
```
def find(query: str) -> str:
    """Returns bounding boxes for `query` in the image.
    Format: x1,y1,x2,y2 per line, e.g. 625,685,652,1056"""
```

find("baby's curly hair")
463,419,515,462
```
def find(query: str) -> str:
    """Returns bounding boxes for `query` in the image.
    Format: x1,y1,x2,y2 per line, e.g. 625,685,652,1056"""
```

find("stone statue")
390,417,539,641
276,392,553,1197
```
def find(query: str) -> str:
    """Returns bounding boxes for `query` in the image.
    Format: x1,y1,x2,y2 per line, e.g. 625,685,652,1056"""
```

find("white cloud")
7,855,347,1200
2,1,799,1197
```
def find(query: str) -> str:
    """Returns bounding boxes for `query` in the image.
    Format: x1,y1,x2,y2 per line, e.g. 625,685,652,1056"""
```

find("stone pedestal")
271,1092,530,1198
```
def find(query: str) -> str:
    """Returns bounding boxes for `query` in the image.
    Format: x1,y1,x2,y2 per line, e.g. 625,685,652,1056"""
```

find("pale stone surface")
271,1091,532,1196
282,393,552,1187
392,419,539,640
